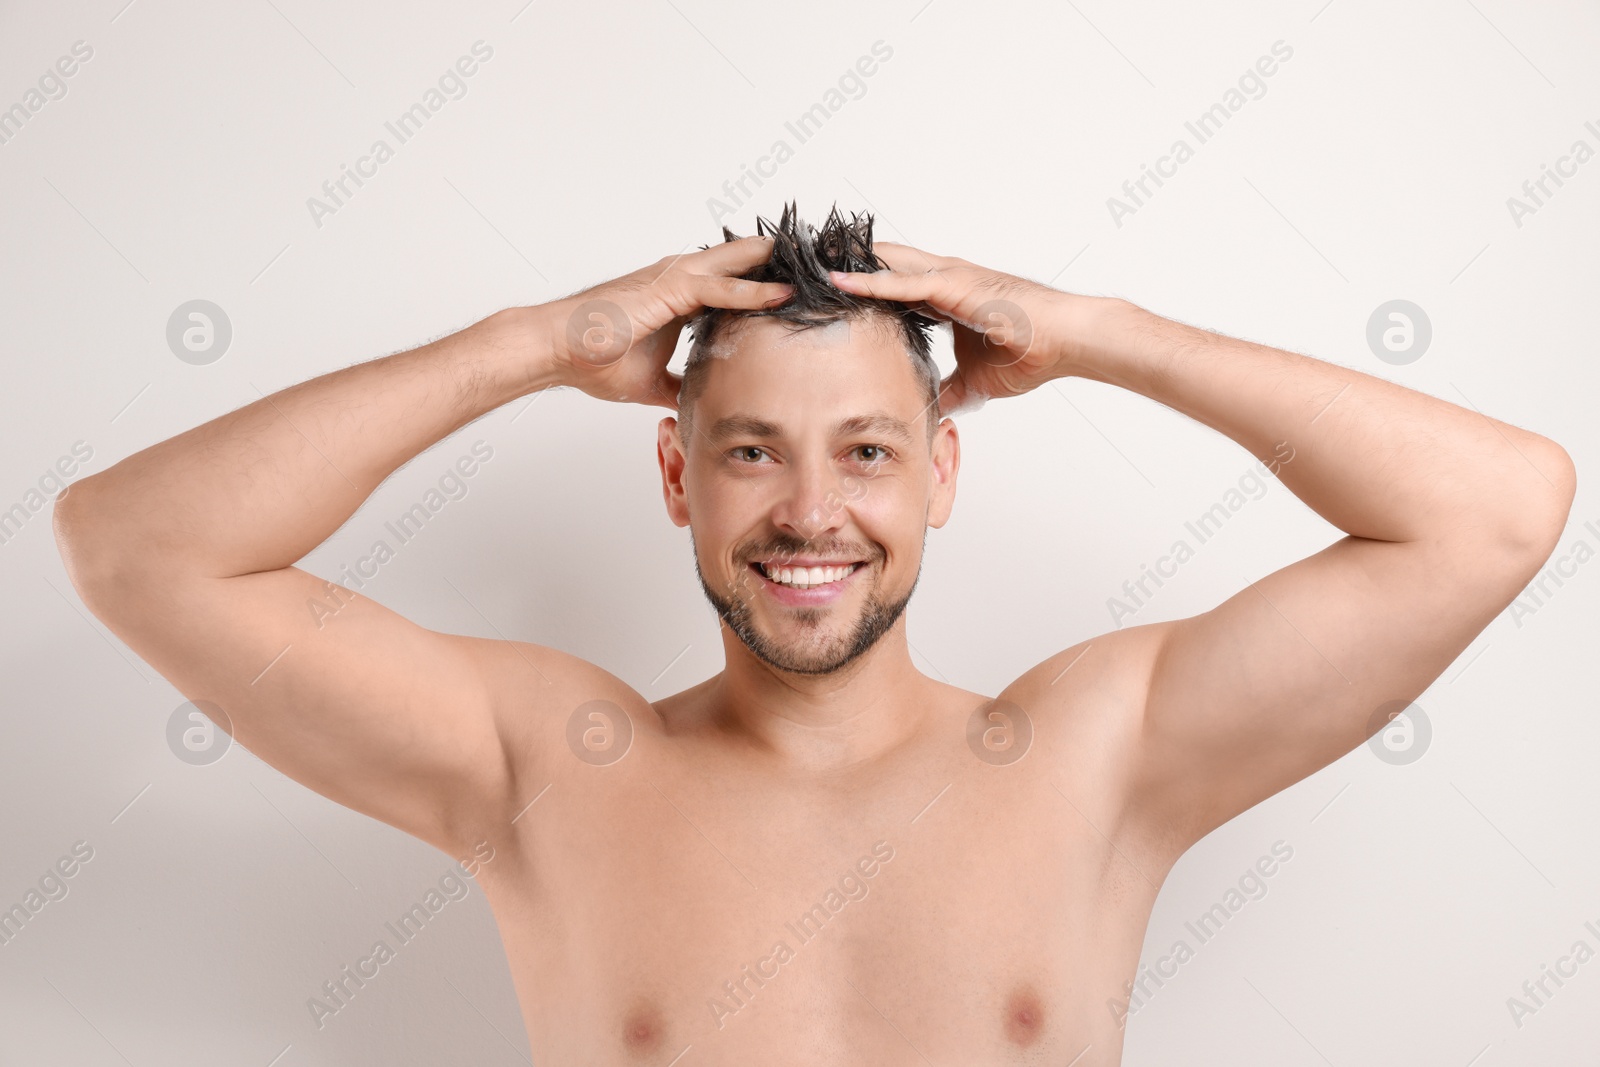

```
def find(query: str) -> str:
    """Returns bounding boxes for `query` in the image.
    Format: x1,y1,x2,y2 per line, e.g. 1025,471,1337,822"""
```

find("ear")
926,417,960,529
657,417,691,527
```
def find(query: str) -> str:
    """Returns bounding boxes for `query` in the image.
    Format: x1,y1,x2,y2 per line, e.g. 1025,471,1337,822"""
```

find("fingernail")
829,271,854,287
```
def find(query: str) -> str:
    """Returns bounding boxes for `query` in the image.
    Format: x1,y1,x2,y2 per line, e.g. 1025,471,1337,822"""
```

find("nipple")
621,1002,666,1055
1003,986,1046,1047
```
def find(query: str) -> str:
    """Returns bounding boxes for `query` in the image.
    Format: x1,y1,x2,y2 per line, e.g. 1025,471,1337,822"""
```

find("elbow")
52,475,128,608
1499,436,1577,561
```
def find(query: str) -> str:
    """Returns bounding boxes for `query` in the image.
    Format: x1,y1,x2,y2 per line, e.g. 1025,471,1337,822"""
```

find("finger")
687,274,794,312
686,234,777,276
829,267,952,307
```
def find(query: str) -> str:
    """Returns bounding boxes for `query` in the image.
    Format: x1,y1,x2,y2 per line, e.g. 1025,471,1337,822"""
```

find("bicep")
94,565,519,855
1130,534,1539,845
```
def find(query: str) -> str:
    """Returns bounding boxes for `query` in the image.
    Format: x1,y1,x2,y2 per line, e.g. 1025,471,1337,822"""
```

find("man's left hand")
829,242,1109,416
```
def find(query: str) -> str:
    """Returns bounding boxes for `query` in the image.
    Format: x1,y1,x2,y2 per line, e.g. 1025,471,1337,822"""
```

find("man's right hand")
540,235,794,410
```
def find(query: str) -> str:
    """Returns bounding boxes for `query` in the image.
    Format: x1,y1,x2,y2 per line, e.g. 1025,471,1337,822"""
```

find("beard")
692,533,921,676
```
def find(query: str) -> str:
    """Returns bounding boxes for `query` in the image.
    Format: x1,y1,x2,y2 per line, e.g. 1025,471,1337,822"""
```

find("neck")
703,618,938,769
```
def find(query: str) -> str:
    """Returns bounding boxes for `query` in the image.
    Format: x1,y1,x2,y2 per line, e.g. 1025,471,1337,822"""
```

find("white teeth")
760,562,858,588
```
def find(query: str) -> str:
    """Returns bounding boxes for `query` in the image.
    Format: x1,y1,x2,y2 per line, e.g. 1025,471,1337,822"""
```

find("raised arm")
831,246,1575,859
52,237,792,858
1060,298,1574,848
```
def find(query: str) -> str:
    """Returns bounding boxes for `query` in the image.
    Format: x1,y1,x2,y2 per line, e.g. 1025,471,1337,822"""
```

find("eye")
851,444,892,464
730,446,773,464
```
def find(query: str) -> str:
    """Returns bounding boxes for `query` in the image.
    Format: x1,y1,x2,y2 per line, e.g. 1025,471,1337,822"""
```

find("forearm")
59,305,556,580
1067,298,1574,548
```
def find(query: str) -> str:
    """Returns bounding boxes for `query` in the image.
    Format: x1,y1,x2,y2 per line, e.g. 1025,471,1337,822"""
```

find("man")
54,203,1574,1064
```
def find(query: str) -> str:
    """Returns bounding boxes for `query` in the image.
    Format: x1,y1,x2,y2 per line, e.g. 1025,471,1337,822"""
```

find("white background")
1,0,1596,1063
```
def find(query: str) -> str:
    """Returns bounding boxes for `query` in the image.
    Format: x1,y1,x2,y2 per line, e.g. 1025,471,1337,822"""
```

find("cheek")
849,477,925,551
688,472,767,553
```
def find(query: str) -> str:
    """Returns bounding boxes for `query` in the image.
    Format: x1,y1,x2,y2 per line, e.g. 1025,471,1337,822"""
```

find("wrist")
1048,294,1137,386
484,305,567,395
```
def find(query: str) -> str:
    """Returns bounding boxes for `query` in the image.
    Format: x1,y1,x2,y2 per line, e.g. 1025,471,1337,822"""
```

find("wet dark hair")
678,201,941,441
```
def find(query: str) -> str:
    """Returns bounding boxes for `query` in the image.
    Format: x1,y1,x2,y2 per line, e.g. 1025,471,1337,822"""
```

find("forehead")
692,315,929,436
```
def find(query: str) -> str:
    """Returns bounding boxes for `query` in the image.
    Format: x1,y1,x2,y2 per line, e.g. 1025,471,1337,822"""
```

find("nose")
770,455,849,542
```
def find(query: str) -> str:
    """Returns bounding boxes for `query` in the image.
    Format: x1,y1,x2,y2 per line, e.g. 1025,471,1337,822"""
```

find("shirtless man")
53,205,1574,1065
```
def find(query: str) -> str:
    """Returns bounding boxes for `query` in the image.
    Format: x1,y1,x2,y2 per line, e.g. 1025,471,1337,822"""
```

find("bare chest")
480,722,1156,1066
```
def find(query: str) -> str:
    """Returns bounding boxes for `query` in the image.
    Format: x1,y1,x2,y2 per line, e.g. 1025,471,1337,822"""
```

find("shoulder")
454,634,656,778
997,621,1174,728
990,621,1182,844
449,633,652,713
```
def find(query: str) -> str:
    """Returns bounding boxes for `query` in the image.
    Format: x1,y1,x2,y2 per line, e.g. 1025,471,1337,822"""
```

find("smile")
752,561,864,589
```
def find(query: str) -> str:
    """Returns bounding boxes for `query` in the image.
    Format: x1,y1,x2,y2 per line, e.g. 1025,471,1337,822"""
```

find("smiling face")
658,313,959,676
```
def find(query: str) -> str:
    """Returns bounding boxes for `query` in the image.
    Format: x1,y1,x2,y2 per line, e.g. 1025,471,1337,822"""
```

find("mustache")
740,537,879,564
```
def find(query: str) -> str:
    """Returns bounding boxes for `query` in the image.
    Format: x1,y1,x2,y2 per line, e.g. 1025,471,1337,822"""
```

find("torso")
471,644,1172,1066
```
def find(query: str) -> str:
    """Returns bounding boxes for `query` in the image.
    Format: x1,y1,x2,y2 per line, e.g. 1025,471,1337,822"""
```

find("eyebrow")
706,411,917,446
